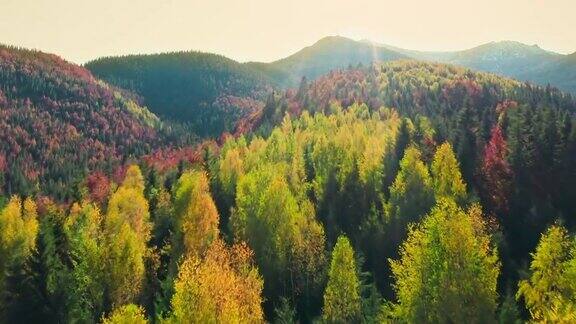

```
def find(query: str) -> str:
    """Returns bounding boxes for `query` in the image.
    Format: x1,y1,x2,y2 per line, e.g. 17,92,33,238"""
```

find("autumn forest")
1,32,576,324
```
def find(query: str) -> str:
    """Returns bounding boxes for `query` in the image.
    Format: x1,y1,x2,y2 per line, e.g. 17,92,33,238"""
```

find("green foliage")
322,236,362,323
87,51,272,137
517,225,576,322
389,198,500,323
385,146,435,250
65,202,106,322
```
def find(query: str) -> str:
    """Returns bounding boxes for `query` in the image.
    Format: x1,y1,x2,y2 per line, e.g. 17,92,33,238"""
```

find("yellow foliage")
171,239,264,324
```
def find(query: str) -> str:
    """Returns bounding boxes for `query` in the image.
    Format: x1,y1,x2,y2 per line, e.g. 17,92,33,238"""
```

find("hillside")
3,46,576,323
250,36,408,86
258,60,576,263
0,45,173,199
374,40,576,93
86,52,273,137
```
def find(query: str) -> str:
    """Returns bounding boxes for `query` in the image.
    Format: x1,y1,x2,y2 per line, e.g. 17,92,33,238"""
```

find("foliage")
431,142,467,203
516,225,576,322
170,239,264,323
104,165,151,307
322,236,362,322
389,198,500,323
0,196,38,294
102,304,148,324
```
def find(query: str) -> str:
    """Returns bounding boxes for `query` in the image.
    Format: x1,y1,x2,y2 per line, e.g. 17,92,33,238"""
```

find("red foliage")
86,171,110,205
0,45,161,195
480,125,513,213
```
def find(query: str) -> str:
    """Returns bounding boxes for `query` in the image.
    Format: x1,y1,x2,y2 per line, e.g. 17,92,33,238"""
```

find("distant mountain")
84,36,575,139
0,45,169,198
86,52,273,137
249,36,408,86
370,40,576,94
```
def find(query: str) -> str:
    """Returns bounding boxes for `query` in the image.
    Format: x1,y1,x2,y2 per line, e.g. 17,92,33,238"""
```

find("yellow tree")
517,225,576,322
0,196,39,294
322,235,361,322
171,239,264,323
390,198,500,323
102,304,148,324
431,142,467,203
104,165,151,307
173,170,219,258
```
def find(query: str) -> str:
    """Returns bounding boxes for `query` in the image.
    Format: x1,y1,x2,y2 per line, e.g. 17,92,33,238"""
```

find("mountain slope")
250,36,408,86
373,40,576,94
0,45,168,199
86,52,273,137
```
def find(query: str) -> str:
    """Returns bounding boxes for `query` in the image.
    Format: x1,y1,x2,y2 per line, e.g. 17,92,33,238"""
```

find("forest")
1,45,576,323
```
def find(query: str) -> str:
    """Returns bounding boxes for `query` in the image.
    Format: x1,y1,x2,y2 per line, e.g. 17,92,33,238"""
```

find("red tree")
480,125,513,213
86,171,110,205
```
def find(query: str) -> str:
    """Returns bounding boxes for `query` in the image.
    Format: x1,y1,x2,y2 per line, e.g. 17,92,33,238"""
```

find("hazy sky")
1,0,574,64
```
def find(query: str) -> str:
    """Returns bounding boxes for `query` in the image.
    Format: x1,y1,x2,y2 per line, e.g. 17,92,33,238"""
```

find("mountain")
372,40,576,94
249,36,408,86
0,45,172,199
86,52,273,137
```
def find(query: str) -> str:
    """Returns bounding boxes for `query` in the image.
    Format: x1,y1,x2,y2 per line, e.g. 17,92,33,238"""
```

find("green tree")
322,236,361,323
390,198,500,323
65,202,106,322
385,146,434,248
232,164,326,310
431,142,467,203
517,225,576,322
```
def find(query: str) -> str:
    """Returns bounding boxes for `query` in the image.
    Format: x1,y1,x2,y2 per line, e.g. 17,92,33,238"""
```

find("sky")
1,0,574,64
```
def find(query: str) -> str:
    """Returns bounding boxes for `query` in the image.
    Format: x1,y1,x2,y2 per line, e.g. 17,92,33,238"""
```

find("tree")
173,170,219,259
102,304,148,324
322,236,361,323
104,165,151,307
0,196,39,320
431,142,467,203
385,146,434,248
0,196,39,294
231,164,326,311
65,202,106,322
389,198,500,323
170,239,264,323
516,225,576,322
480,126,512,214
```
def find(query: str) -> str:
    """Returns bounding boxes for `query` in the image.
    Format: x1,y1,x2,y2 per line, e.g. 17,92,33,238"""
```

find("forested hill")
258,60,576,290
86,52,273,137
375,40,576,94
247,36,408,86
0,45,189,200
2,53,576,322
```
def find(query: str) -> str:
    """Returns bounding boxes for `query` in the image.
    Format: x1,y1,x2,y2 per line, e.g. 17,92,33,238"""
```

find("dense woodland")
1,46,576,323
87,52,272,137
